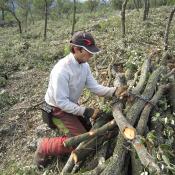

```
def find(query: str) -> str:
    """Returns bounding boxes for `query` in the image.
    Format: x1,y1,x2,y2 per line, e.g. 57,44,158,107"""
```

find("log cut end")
123,127,136,140
72,152,78,163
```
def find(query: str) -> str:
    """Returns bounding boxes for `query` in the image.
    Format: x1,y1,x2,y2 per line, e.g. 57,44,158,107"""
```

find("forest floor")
0,6,175,175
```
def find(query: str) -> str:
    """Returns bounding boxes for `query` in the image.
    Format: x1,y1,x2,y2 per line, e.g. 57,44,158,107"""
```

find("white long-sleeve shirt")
45,53,116,116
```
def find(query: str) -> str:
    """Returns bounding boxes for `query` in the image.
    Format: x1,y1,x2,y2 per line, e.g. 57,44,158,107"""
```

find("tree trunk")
133,0,139,11
2,9,5,21
71,0,76,36
164,6,175,50
137,84,170,135
10,11,22,34
25,10,28,32
29,7,34,25
121,0,128,38
132,58,151,94
143,0,149,21
131,85,169,175
63,119,116,148
132,136,161,174
101,66,164,175
112,103,136,140
61,112,113,174
168,83,175,113
44,0,48,40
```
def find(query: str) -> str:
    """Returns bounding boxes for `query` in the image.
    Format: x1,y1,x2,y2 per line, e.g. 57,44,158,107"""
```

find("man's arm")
51,71,85,116
85,64,116,97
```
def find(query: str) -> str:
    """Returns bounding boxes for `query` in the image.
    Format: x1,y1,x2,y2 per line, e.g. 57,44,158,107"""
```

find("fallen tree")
60,53,174,175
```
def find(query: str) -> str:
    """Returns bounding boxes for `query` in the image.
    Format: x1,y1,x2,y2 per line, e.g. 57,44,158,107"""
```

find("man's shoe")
33,139,48,168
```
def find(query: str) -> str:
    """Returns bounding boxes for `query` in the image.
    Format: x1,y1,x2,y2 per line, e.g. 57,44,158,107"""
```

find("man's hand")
114,86,128,99
83,108,101,124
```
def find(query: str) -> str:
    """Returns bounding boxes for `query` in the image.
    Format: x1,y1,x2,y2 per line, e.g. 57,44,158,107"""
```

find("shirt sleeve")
85,64,116,97
51,70,85,116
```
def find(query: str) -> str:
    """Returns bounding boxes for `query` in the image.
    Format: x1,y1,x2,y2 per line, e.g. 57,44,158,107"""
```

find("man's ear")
74,47,83,53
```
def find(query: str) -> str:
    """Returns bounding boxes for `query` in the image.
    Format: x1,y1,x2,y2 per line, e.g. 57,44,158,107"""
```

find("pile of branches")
60,50,175,175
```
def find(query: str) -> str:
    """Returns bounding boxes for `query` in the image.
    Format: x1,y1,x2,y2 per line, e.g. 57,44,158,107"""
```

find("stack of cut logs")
61,51,175,175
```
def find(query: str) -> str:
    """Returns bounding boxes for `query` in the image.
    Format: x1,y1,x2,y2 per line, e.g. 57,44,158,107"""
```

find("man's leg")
34,108,87,168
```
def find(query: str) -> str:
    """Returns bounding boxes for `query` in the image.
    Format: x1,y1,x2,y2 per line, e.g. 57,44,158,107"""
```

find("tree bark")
72,131,117,164
112,104,136,140
133,0,139,11
101,66,164,175
126,66,164,125
168,83,175,114
121,0,128,38
2,9,5,21
131,84,169,175
61,146,80,174
132,58,150,94
44,0,48,40
63,119,116,148
137,84,170,135
71,0,76,36
132,136,161,174
143,0,150,21
164,6,175,50
62,112,113,174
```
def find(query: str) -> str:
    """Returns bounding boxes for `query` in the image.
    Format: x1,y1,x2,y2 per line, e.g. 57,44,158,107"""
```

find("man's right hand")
114,86,128,99
83,108,101,122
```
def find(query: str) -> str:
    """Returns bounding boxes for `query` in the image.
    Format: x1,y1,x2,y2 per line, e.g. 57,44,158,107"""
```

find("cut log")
61,112,113,174
102,66,164,175
112,103,136,140
131,84,169,175
61,143,83,174
72,130,118,164
63,119,116,148
101,134,128,175
168,83,175,113
132,58,151,94
132,135,161,174
164,6,175,50
126,66,164,125
137,84,170,135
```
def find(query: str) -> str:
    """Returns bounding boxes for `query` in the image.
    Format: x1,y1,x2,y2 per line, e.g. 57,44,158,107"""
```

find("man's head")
70,31,100,63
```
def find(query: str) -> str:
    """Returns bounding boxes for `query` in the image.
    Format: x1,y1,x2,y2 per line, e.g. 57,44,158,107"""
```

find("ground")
0,6,175,175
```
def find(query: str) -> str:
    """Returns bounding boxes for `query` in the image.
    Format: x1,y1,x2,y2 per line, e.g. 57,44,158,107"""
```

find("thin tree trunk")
133,0,139,11
10,11,22,33
143,0,149,21
2,9,5,21
25,10,28,32
164,6,175,50
44,0,48,40
71,0,76,36
9,1,22,34
29,7,34,25
121,0,128,38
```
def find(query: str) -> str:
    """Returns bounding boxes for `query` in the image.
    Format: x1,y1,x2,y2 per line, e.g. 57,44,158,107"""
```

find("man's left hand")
114,86,128,99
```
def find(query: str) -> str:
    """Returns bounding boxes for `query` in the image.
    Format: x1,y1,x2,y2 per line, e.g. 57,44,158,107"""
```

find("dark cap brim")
82,45,100,54
70,42,100,54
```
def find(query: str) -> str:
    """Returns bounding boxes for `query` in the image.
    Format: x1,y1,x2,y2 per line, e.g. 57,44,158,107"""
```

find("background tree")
71,0,76,35
16,0,31,32
85,0,100,13
110,0,123,10
0,0,22,33
1,8,5,20
121,0,129,38
143,0,150,20
56,0,72,18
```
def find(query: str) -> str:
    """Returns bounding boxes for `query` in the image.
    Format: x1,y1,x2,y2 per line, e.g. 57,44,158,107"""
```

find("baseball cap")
70,31,100,54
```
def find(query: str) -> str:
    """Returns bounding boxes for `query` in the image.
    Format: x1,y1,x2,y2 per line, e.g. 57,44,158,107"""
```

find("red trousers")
38,107,88,156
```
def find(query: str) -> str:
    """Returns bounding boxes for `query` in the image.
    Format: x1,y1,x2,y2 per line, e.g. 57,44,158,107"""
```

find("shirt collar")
69,52,81,65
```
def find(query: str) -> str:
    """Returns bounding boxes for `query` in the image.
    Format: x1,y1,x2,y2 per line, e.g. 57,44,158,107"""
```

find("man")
34,31,127,168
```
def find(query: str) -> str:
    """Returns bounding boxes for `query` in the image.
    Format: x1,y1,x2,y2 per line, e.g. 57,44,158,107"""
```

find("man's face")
74,47,93,63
